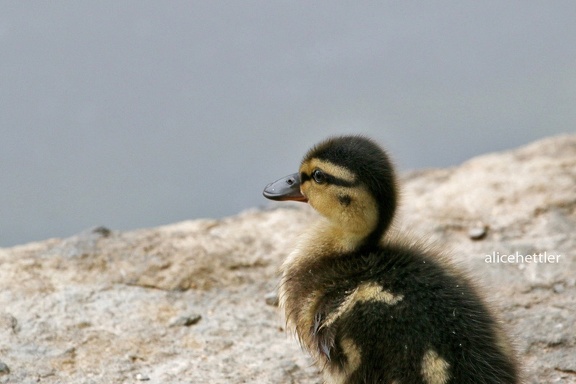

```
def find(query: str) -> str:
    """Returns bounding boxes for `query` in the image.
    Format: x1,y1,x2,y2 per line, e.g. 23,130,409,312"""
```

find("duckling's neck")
329,222,367,253
281,218,386,289
309,218,380,255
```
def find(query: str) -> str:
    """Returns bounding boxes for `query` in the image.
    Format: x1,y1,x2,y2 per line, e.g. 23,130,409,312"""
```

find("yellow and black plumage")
263,135,519,384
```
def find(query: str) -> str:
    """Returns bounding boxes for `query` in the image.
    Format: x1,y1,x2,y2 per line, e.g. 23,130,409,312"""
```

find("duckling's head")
264,135,398,247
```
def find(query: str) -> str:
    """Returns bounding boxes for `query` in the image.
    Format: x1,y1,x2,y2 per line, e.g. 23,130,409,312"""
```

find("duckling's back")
280,242,519,384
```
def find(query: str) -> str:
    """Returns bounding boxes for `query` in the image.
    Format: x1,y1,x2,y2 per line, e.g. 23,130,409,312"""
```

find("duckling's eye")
312,169,327,184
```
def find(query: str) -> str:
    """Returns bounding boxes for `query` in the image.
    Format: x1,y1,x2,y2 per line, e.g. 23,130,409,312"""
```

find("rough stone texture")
1,135,575,384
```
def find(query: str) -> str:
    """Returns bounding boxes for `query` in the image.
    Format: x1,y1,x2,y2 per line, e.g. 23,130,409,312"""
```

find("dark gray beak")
263,172,307,202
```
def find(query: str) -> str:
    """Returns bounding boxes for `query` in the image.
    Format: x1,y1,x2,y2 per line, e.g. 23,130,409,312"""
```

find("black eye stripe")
300,171,358,187
330,176,357,187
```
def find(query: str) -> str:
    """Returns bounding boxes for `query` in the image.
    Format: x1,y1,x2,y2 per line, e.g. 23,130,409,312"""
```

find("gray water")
1,2,575,247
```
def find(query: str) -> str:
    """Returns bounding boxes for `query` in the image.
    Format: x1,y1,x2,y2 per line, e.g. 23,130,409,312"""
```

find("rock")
168,314,202,327
264,291,279,306
468,223,488,240
0,134,575,383
554,283,565,294
135,373,150,381
91,226,112,237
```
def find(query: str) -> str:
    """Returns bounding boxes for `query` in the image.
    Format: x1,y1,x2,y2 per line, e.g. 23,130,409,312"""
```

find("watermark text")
485,251,561,264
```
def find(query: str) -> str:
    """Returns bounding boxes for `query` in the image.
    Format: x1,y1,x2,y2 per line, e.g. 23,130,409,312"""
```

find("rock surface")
1,135,575,384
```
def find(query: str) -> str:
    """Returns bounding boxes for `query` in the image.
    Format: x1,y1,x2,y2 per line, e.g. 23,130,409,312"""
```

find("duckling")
263,135,519,384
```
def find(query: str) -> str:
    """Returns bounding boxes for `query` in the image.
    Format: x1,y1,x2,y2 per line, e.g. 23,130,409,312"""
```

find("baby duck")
263,136,519,384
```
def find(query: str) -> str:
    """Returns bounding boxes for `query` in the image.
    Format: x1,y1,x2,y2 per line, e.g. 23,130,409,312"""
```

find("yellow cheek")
304,184,335,214
305,185,377,233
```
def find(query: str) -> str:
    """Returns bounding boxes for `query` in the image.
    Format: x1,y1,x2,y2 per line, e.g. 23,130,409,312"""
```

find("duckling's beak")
263,172,308,202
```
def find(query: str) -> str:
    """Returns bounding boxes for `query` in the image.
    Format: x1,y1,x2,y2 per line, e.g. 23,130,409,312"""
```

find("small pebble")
92,226,111,237
265,292,279,306
468,225,488,240
553,283,565,294
135,373,150,381
0,361,10,375
169,314,202,327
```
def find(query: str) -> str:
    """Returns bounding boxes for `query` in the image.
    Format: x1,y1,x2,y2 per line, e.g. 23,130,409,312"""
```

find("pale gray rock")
0,135,574,383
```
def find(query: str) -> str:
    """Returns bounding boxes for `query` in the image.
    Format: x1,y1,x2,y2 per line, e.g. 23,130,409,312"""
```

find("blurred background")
1,2,575,247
